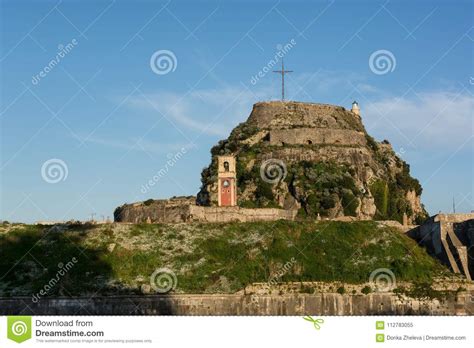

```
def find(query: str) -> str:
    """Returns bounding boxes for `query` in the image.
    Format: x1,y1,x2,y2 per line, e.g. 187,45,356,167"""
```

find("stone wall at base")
1,292,472,315
189,206,298,223
114,198,298,224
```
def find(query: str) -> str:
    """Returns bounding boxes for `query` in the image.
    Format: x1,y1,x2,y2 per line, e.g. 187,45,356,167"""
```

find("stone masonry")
114,197,298,224
408,213,474,280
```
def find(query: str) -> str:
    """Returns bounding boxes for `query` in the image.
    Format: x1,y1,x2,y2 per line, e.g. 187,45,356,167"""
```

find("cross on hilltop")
273,59,293,101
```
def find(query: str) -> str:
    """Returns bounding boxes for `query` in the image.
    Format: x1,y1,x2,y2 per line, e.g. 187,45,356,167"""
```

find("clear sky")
1,0,473,223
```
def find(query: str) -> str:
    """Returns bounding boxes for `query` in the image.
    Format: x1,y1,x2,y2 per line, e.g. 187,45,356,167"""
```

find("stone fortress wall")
268,128,367,146
114,197,298,224
247,101,361,129
2,290,473,315
248,101,367,148
408,213,474,281
189,205,297,223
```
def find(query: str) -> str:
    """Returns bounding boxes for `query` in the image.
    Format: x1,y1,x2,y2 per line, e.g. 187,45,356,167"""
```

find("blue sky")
1,0,473,223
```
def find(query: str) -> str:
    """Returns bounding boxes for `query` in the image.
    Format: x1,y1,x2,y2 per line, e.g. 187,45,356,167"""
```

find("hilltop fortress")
114,100,427,224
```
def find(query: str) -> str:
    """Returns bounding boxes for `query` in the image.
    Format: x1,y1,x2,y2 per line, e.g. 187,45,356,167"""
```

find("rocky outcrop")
114,197,195,223
198,101,427,223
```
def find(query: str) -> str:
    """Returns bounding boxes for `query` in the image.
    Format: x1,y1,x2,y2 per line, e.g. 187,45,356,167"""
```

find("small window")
307,140,313,145
223,161,230,172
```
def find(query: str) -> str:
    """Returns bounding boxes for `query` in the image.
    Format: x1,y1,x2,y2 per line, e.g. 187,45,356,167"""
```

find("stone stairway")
443,222,471,280
408,213,474,281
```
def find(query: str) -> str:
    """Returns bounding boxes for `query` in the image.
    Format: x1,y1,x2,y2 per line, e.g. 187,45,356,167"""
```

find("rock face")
114,197,195,223
198,101,427,223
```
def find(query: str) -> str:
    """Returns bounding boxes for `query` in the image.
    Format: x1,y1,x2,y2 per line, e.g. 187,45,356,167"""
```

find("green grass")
0,221,451,296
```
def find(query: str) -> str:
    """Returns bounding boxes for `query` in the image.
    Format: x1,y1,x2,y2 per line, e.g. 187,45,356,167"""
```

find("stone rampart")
114,199,297,224
189,206,297,223
408,214,474,280
269,128,366,146
1,292,472,315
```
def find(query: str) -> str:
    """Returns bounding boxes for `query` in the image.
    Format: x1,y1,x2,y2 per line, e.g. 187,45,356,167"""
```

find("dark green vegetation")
287,161,360,217
371,165,427,224
0,220,450,296
393,281,455,302
370,149,427,224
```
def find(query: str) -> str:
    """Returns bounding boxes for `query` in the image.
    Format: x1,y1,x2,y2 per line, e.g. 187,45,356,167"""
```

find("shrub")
255,180,274,201
371,180,388,218
396,163,422,195
365,135,378,152
342,190,358,216
143,199,155,206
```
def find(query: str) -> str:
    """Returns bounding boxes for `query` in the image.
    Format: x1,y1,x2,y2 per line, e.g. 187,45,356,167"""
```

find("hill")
197,101,427,224
0,221,451,296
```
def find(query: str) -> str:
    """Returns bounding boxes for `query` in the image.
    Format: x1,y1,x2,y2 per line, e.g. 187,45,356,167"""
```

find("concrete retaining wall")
1,292,472,315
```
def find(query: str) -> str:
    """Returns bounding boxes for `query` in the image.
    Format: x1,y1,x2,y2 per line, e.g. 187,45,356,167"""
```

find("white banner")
1,316,473,347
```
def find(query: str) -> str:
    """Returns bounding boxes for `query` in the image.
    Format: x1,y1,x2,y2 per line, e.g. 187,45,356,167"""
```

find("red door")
220,178,232,206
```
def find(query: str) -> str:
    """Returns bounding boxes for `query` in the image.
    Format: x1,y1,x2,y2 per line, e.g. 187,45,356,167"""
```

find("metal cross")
273,59,293,101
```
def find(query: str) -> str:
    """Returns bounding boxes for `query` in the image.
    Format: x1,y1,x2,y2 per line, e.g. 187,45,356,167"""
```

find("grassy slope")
0,221,450,296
